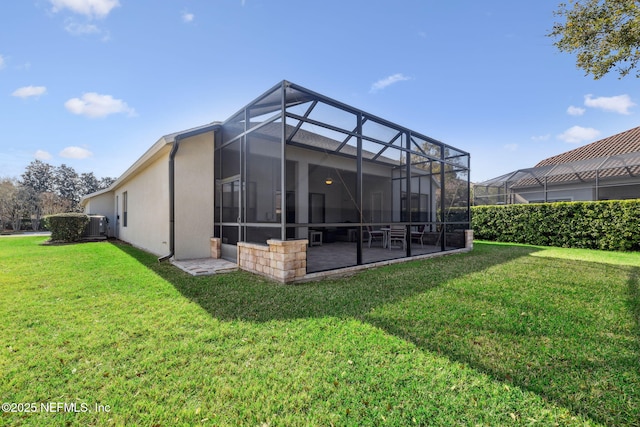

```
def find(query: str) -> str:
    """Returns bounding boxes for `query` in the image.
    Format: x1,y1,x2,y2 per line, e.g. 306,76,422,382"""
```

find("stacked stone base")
465,229,473,249
237,239,308,283
209,229,473,284
210,237,221,258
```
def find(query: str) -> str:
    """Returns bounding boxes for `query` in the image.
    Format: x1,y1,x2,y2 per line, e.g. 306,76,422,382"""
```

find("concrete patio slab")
171,258,238,276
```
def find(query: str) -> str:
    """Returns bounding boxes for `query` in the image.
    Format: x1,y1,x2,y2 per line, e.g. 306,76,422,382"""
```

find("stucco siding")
174,131,215,260
115,151,170,257
519,184,592,203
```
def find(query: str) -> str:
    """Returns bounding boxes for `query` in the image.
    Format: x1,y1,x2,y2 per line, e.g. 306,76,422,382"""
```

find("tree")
21,160,55,194
98,176,116,189
0,179,37,231
79,172,101,196
549,0,640,79
9,160,114,225
20,160,56,230
0,178,17,231
54,164,81,212
8,185,31,231
40,191,72,216
20,186,42,230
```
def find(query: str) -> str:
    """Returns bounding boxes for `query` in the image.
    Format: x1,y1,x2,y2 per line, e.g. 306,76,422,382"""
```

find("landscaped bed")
1,237,638,426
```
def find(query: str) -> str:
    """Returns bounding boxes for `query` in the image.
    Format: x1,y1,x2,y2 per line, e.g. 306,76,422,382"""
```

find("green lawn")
1,237,638,426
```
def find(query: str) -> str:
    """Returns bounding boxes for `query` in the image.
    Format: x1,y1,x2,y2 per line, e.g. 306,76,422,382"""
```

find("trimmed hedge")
472,200,640,251
44,213,90,243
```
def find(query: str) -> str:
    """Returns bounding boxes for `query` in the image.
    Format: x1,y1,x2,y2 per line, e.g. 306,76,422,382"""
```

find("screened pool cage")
474,151,640,205
214,81,470,273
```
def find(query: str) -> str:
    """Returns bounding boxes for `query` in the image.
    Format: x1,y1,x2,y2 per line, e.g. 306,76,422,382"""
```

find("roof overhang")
81,122,221,205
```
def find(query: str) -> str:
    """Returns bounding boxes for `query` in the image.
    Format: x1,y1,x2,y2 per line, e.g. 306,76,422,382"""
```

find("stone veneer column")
237,239,308,283
465,230,474,249
210,237,221,259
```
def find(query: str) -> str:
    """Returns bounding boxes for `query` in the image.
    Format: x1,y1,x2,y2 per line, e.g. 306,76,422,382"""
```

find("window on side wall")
123,191,128,227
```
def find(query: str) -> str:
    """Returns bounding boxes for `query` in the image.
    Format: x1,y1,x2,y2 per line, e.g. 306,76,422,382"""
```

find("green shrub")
472,200,640,251
44,213,89,243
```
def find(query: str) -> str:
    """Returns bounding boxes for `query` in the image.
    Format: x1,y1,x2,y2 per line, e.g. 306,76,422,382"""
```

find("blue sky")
1,0,639,183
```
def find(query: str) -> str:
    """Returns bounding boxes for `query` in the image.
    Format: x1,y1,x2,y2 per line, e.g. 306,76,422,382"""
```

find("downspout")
158,135,182,262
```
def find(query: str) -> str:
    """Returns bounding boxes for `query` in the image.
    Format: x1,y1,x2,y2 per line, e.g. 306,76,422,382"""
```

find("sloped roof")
81,122,221,205
475,125,640,189
536,126,640,167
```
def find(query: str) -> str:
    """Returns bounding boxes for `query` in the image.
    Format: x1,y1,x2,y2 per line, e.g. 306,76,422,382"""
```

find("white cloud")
182,11,194,23
65,92,136,118
35,150,53,161
567,105,585,116
65,20,100,35
584,94,636,115
0,55,5,70
531,134,551,142
64,20,110,40
557,126,600,144
370,73,411,93
503,143,518,152
50,0,120,19
60,146,93,159
12,86,47,98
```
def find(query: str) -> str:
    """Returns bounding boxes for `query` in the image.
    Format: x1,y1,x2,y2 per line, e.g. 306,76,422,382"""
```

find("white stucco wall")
115,150,171,257
173,131,215,260
597,177,640,200
519,184,592,203
81,125,218,260
286,145,435,227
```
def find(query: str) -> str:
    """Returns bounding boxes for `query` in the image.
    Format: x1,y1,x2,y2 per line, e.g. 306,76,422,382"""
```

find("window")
123,191,128,227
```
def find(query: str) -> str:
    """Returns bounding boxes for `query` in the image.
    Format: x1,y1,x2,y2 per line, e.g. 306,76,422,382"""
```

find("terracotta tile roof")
496,126,640,189
536,126,640,167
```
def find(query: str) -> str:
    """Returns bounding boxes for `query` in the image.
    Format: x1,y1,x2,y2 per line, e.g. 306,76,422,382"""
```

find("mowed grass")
0,237,638,426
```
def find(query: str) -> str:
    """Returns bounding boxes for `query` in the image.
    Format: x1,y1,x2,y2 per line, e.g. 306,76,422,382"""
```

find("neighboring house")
82,81,471,281
475,126,640,205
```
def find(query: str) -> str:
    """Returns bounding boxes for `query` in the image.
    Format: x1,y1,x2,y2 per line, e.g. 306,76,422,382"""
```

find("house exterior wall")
598,183,640,200
81,82,469,276
517,184,593,203
285,144,436,226
517,176,640,203
115,150,171,257
596,176,640,200
83,192,115,237
173,131,215,260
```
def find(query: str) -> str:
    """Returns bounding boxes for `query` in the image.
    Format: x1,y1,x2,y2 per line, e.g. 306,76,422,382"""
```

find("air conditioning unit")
83,215,108,239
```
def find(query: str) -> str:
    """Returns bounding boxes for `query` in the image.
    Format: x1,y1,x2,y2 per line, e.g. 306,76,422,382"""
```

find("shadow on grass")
112,241,640,426
112,241,536,322
370,258,640,427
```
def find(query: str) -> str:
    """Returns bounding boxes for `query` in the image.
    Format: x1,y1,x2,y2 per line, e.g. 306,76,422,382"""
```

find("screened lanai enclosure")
214,81,470,273
474,151,640,205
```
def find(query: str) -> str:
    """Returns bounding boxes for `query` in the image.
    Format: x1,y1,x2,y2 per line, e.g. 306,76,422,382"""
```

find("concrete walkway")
171,258,238,276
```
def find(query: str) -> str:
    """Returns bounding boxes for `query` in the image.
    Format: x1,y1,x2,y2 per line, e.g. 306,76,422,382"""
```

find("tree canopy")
549,0,640,79
0,161,115,231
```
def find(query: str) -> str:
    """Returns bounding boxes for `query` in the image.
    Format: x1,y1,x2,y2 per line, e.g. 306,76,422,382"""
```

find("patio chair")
411,224,425,248
388,225,406,250
366,225,385,248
